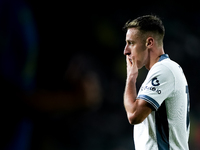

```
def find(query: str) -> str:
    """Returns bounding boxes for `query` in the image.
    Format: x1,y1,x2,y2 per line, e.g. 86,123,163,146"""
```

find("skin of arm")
124,56,153,125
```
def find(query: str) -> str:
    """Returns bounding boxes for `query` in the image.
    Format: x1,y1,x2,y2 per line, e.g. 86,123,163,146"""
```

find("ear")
146,37,154,47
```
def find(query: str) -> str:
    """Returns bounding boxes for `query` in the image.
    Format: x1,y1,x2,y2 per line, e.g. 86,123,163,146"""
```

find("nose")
124,44,130,56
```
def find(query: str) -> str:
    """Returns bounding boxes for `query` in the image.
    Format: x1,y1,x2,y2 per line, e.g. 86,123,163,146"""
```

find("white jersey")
135,54,190,150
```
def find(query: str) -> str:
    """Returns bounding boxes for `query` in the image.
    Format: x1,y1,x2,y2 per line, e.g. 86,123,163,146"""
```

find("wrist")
126,74,137,84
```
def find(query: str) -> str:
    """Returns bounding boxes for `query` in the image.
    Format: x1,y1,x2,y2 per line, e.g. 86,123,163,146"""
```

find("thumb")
126,56,132,66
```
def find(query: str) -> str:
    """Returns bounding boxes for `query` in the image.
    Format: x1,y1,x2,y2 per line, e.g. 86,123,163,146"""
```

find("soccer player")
123,15,190,150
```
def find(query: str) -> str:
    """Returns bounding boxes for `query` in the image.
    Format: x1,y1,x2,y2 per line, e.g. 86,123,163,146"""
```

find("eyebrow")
126,39,135,43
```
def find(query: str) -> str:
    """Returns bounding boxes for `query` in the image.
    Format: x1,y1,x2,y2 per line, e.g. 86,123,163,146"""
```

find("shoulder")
145,59,177,92
148,59,175,80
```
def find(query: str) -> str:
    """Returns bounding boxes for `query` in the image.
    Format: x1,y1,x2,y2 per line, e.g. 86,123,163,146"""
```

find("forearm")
124,56,148,124
124,75,137,114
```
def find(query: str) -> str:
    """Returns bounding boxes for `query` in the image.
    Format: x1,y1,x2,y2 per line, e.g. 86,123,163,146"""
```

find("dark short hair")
123,15,165,39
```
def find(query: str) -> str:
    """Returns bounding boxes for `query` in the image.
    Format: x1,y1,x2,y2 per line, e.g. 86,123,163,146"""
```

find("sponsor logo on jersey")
140,77,161,94
152,77,160,86
141,85,161,94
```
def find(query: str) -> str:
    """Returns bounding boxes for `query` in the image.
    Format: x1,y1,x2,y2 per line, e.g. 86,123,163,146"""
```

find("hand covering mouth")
129,58,133,64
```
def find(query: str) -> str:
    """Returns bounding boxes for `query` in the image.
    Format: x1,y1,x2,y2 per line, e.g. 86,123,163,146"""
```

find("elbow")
127,113,144,125
128,118,142,125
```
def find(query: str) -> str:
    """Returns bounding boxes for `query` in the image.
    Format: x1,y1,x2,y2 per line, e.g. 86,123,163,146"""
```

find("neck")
145,46,164,70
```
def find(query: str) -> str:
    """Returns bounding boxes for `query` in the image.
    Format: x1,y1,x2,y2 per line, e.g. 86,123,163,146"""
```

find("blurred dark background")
0,0,200,149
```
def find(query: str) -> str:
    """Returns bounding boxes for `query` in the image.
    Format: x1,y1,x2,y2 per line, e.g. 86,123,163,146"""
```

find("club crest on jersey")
152,77,160,86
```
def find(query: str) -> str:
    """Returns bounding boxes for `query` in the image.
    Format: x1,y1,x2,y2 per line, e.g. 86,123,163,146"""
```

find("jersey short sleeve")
137,63,175,111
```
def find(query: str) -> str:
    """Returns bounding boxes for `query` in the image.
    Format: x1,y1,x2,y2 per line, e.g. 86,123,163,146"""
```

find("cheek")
130,44,146,59
130,45,138,56
137,49,148,68
131,46,141,58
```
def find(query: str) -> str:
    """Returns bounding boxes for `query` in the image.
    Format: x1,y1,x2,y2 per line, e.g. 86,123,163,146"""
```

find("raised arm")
124,56,153,125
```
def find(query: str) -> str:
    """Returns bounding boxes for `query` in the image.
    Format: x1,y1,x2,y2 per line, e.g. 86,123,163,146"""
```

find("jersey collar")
158,54,169,62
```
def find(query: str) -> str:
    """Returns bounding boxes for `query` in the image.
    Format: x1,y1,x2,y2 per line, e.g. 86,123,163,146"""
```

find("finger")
126,56,132,66
130,55,136,65
131,57,138,69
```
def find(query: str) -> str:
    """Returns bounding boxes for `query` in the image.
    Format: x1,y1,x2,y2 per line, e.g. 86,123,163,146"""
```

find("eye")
128,41,134,45
126,41,130,44
126,40,134,45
